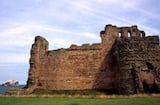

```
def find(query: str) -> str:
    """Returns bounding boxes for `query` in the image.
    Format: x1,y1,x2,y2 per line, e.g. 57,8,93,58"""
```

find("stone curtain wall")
26,24,160,94
27,37,118,91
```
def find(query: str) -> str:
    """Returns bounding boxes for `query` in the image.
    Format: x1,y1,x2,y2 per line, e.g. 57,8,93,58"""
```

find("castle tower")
26,36,48,89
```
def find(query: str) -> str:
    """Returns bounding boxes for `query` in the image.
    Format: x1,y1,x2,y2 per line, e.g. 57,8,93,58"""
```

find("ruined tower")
26,24,160,94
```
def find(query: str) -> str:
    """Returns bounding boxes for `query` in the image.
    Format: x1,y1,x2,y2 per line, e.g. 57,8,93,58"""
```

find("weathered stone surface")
25,24,160,95
24,36,49,94
115,36,160,94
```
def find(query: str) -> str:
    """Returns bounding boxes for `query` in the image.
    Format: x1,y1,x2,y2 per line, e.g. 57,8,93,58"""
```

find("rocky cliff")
2,80,19,86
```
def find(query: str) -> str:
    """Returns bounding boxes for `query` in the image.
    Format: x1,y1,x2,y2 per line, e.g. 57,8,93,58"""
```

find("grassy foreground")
0,96,160,105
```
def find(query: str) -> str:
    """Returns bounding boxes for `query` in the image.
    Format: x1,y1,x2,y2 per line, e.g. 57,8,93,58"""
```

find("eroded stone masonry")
26,24,160,94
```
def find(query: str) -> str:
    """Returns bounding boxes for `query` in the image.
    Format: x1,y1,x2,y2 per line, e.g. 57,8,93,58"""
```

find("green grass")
32,89,106,95
0,97,160,105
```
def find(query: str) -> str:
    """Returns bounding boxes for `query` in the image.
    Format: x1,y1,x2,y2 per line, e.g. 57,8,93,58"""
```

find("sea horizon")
0,85,25,94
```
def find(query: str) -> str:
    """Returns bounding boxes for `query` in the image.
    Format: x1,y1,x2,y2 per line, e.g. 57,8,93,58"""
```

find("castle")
26,24,160,94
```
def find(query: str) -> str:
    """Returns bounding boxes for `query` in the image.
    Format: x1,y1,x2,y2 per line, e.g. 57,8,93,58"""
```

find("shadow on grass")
32,89,119,96
70,103,79,105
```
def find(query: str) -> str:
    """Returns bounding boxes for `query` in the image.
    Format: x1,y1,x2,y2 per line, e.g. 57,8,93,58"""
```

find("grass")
32,89,107,95
0,96,160,105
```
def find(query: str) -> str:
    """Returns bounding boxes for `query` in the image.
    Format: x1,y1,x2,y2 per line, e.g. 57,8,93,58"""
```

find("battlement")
68,43,102,50
100,24,145,42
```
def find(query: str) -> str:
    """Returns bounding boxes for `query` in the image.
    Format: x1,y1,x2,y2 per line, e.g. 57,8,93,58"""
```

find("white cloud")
28,23,73,34
71,1,92,12
0,26,27,37
139,25,160,35
77,32,100,40
0,22,101,63
0,53,29,63
98,0,142,7
49,38,75,49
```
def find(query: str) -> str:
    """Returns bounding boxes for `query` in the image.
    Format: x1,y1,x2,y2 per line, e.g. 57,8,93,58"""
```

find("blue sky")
0,0,160,84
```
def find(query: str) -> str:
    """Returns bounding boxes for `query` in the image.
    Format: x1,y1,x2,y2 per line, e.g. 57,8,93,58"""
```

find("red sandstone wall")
39,49,101,89
27,24,145,92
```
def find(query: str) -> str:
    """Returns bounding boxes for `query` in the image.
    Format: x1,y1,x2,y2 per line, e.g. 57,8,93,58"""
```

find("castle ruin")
26,24,160,94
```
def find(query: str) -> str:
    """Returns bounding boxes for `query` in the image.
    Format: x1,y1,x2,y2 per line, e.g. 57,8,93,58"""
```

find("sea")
0,85,25,94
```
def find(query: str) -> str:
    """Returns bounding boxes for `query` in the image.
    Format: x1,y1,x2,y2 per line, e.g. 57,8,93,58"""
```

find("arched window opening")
128,31,131,38
140,33,143,38
118,32,122,38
